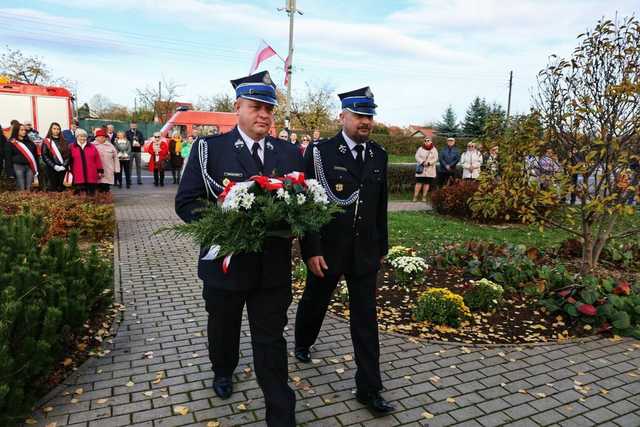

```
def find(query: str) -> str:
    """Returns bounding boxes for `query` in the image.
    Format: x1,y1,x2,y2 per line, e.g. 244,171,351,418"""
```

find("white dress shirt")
238,126,265,163
342,130,366,161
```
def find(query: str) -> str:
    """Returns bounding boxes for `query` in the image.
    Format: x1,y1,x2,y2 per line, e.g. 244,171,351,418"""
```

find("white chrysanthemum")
390,256,429,275
305,179,330,204
221,182,255,211
296,193,306,205
276,188,292,203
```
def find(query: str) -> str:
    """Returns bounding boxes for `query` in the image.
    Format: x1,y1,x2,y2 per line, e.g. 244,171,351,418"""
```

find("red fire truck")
0,80,75,133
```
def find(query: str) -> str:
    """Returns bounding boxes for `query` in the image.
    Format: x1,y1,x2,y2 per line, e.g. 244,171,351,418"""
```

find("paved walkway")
30,185,640,427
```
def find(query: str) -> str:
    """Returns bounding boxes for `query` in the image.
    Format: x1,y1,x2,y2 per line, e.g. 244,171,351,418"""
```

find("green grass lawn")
389,211,570,254
388,154,415,164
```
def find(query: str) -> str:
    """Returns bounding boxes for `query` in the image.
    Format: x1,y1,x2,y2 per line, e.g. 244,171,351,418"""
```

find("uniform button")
358,216,363,220
359,200,364,204
359,184,363,189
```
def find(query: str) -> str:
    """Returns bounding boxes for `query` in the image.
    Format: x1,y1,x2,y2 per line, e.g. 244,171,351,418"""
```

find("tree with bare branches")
136,77,184,123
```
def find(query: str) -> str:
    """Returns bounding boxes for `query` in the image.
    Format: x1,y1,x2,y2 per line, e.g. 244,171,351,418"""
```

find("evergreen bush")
0,212,113,426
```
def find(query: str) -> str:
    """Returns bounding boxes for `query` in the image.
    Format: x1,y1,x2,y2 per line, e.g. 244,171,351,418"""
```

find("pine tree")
436,106,459,136
462,97,490,137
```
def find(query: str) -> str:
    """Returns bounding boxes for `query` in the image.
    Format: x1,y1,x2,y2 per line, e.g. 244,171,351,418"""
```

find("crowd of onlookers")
0,120,196,194
413,136,638,205
279,128,321,157
412,137,499,202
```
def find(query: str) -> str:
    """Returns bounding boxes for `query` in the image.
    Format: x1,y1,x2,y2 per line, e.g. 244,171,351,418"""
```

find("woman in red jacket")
69,128,103,195
146,132,169,186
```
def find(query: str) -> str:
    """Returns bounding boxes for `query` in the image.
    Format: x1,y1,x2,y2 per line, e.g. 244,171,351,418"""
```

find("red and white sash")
44,138,64,164
12,139,38,176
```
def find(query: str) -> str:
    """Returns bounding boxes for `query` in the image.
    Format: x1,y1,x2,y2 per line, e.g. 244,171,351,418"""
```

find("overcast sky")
1,0,637,126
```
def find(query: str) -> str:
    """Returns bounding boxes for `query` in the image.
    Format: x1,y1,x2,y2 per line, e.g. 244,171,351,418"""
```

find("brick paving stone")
25,185,640,427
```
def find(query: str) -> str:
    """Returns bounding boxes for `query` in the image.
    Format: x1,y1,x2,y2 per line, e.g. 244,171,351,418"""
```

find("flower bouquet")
167,172,341,268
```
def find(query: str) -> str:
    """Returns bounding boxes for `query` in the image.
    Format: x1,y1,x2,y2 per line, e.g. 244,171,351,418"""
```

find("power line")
1,13,510,83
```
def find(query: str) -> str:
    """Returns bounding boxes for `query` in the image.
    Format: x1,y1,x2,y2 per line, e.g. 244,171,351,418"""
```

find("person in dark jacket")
5,123,39,191
175,71,302,427
42,122,70,192
439,137,461,185
295,86,395,416
126,122,145,185
63,120,79,143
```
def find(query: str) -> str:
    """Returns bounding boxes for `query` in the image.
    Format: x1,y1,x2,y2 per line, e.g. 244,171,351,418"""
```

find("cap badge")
262,73,273,85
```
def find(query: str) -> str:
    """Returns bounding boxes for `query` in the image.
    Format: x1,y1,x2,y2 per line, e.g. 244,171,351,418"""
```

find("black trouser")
153,168,165,186
115,160,131,187
45,167,65,192
295,270,383,394
440,170,456,186
73,183,96,196
171,164,181,184
205,286,295,427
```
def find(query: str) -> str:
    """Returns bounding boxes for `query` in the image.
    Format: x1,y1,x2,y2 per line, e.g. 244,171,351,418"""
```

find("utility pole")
280,0,302,131
506,70,513,120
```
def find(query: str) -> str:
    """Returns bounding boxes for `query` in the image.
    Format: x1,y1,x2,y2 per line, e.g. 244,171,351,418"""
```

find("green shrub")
388,163,415,193
336,280,349,303
414,288,470,327
430,180,479,218
292,259,307,283
463,278,504,311
0,212,113,425
541,277,640,338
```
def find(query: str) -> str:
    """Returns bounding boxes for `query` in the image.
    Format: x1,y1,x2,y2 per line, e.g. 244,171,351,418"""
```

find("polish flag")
283,54,292,86
249,40,277,75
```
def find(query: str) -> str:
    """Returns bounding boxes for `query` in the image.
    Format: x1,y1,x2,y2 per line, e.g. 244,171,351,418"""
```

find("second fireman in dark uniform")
294,87,395,415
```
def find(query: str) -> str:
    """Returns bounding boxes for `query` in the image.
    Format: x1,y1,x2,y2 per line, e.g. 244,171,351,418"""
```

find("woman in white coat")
461,141,483,180
413,138,439,202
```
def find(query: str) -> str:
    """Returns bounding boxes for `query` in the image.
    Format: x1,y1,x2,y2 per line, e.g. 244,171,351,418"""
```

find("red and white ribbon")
12,139,38,176
222,254,233,274
45,138,64,164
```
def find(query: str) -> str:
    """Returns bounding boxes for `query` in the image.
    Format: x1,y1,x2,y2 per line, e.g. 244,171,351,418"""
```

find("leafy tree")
462,97,489,137
473,15,640,272
436,106,459,136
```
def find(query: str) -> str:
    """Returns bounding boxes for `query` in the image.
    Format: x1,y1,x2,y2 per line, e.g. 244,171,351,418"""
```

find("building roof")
409,125,436,138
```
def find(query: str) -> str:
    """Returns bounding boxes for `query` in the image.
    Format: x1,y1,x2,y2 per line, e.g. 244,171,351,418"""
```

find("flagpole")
285,0,296,131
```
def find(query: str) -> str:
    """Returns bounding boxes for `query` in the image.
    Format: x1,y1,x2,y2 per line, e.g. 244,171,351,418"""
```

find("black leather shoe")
212,376,233,399
294,347,311,363
356,391,395,415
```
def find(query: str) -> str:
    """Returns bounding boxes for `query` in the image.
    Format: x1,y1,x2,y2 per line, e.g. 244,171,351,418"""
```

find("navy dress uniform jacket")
175,127,304,295
300,132,388,277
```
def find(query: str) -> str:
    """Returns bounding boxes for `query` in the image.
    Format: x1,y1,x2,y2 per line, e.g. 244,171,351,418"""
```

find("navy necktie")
252,143,263,174
353,144,364,176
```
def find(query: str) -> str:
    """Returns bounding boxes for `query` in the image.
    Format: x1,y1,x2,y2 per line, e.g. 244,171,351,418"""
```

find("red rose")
613,281,631,296
567,297,577,304
558,290,571,298
577,303,597,316
252,175,270,189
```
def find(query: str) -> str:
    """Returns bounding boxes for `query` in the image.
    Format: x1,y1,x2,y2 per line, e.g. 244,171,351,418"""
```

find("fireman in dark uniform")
294,87,394,415
175,71,302,427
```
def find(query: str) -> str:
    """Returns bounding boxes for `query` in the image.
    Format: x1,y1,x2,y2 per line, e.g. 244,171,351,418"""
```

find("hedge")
0,213,113,426
314,131,476,156
388,164,416,193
